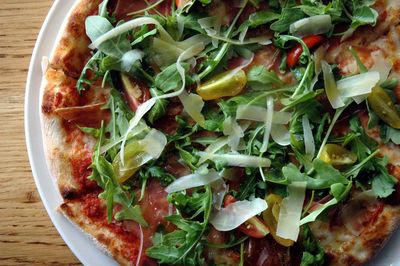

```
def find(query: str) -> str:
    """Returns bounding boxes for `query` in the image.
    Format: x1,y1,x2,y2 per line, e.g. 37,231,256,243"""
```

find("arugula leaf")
299,0,342,19
300,225,325,266
371,156,397,198
147,186,212,265
155,63,193,92
85,16,130,58
132,27,158,46
115,204,148,226
77,51,105,92
380,125,400,145
146,166,176,186
147,87,168,124
270,8,306,33
265,160,348,190
248,11,280,27
351,6,378,28
236,11,280,34
247,65,284,87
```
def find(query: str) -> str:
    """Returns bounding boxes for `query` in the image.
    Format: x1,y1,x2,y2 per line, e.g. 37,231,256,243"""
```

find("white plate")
24,1,399,266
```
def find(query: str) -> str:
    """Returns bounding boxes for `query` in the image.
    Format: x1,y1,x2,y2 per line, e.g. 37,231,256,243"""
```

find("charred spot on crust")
60,203,76,218
61,187,79,200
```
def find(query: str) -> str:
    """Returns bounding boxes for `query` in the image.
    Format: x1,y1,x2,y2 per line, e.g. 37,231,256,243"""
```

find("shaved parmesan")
260,97,274,153
337,72,380,98
136,225,144,266
198,152,271,168
140,129,167,159
121,50,143,72
322,60,345,109
290,15,332,37
271,124,291,146
276,182,307,241
100,123,149,154
302,115,315,157
236,105,291,124
198,137,229,164
370,50,392,83
223,117,244,151
236,105,267,122
273,111,292,124
211,179,228,210
165,169,221,193
178,90,205,127
210,198,268,231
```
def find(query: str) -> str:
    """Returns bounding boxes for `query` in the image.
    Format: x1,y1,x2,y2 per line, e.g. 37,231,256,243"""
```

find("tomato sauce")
77,181,170,264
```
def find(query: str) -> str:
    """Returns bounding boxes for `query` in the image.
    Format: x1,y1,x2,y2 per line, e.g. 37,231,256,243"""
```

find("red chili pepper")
224,195,270,238
287,35,325,68
175,0,189,8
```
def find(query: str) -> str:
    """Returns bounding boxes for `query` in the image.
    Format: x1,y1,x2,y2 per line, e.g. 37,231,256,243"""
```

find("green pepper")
320,144,357,168
368,86,400,129
196,69,247,100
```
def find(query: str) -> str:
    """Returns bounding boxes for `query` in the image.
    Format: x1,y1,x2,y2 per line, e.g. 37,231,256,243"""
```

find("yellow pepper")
196,69,247,100
319,144,357,168
112,141,146,183
263,194,294,247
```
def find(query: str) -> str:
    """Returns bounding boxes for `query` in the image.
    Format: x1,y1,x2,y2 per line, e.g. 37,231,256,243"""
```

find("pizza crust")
40,0,130,263
59,200,137,266
310,203,400,265
50,0,102,78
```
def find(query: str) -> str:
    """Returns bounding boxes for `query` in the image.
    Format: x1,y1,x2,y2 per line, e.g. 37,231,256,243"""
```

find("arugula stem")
128,0,165,16
349,46,368,73
136,67,155,83
307,104,349,175
205,236,248,249
344,149,379,177
291,61,313,98
302,190,315,216
239,242,245,266
143,0,166,19
246,87,293,107
198,0,249,79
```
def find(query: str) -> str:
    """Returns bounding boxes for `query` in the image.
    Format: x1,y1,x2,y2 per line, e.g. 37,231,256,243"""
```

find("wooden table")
0,1,80,265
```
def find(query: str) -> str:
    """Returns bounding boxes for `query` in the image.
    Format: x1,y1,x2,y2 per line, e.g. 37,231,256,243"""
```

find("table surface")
0,1,80,265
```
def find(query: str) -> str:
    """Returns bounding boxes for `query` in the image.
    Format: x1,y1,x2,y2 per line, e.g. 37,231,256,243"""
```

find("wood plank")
0,1,80,265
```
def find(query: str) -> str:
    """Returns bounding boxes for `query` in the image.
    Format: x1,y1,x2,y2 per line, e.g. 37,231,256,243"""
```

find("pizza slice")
40,0,400,265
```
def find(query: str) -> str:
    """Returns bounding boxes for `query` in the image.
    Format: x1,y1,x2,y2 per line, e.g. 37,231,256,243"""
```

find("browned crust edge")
39,0,121,264
358,205,400,265
59,201,134,266
49,0,102,78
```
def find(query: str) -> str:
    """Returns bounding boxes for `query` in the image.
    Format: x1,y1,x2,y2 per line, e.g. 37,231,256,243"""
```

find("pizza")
40,0,400,265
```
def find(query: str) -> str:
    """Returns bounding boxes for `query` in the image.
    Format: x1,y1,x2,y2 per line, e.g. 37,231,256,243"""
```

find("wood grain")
0,1,80,265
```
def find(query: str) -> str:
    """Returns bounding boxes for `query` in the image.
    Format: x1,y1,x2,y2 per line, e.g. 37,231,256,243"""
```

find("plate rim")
24,0,116,265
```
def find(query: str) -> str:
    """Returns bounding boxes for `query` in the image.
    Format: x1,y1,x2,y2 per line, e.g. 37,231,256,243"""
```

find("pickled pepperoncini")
196,69,247,100
112,141,150,183
263,194,294,247
320,144,357,168
367,86,400,129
